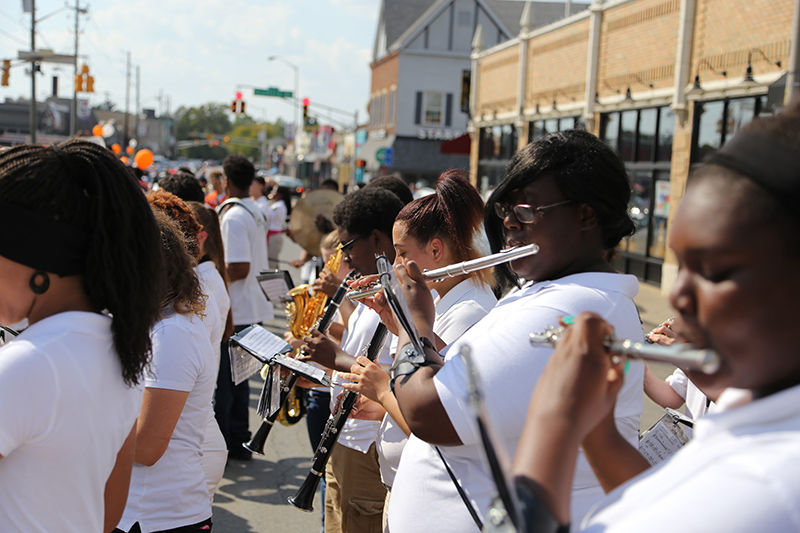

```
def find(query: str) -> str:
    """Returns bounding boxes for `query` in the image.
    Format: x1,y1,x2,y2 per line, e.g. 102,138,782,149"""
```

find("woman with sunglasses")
385,129,645,532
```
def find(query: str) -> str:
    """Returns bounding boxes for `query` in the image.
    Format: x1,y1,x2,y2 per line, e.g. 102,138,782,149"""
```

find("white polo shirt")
389,272,645,532
581,384,800,531
378,279,497,487
0,312,143,532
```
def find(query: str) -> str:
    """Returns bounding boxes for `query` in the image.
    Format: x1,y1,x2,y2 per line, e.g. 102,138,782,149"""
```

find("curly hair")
158,169,205,203
152,209,207,318
147,190,202,260
485,129,635,291
333,187,404,237
365,175,414,205
223,154,255,191
396,169,493,287
0,140,163,386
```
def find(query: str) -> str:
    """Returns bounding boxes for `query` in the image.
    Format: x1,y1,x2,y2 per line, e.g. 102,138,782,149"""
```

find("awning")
439,133,471,155
359,135,396,169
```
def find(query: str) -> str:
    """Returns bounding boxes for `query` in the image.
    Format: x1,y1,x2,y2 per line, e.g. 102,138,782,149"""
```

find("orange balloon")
111,143,122,155
126,145,134,155
92,125,103,137
120,156,129,164
134,149,155,170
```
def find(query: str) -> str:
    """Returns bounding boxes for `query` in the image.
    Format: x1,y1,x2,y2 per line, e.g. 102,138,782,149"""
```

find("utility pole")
135,65,141,147
70,0,84,136
30,0,37,144
123,51,131,149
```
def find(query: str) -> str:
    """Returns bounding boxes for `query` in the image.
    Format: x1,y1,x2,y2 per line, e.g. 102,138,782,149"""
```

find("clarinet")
289,323,389,512
243,272,356,455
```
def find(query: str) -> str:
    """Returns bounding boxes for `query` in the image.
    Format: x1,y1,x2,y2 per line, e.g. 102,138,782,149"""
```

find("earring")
29,271,50,295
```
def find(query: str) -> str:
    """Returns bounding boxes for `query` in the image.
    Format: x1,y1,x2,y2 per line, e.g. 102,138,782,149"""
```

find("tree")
174,103,232,160
226,118,286,162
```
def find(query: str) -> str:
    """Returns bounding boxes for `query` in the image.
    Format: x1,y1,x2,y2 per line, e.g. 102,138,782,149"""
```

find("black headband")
706,131,800,220
0,202,90,276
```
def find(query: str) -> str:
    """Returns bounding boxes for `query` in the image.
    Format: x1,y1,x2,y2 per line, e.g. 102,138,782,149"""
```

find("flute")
347,243,540,301
529,326,721,374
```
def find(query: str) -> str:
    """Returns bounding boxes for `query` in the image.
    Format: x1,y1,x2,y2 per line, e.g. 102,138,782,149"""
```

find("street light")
268,55,300,145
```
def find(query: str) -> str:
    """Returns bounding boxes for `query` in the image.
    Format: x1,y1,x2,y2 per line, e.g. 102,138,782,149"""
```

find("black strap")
435,446,483,530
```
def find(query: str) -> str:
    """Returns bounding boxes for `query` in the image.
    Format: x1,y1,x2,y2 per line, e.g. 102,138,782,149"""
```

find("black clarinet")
289,323,389,511
243,273,356,455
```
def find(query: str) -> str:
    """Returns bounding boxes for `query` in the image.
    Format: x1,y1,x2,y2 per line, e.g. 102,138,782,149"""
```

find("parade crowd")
1,98,799,533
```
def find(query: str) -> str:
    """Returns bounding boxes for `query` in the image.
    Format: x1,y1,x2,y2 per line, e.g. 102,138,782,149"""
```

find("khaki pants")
325,442,387,533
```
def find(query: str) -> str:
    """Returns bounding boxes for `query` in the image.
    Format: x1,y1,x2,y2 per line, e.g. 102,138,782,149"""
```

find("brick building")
470,0,796,289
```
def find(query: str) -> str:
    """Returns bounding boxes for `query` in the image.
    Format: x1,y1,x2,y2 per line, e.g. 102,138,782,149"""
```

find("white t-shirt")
0,312,143,532
119,311,217,533
219,197,274,325
580,384,800,532
666,368,712,436
389,273,645,532
269,199,288,231
195,262,229,499
332,303,394,453
378,279,497,487
197,260,230,343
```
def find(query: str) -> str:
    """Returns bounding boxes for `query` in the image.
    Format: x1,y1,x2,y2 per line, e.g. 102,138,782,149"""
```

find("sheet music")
230,324,331,386
639,409,691,465
233,325,293,363
257,271,294,304
229,343,264,386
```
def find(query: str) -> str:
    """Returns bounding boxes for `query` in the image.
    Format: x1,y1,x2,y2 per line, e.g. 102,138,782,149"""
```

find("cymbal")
289,189,343,256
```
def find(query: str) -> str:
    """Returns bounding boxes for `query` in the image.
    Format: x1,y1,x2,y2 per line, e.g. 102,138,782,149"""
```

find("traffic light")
1,60,10,87
355,159,366,168
74,64,94,93
302,97,310,125
231,92,245,115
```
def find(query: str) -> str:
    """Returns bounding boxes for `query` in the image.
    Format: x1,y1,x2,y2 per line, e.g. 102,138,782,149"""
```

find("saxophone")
278,248,344,425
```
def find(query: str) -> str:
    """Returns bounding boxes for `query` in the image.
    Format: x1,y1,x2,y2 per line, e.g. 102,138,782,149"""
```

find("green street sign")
254,87,293,98
376,147,387,164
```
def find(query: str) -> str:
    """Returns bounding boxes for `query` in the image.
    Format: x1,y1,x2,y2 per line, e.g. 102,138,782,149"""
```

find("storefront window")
656,107,674,162
691,96,768,164
694,100,724,162
619,110,637,161
638,108,657,162
528,116,583,142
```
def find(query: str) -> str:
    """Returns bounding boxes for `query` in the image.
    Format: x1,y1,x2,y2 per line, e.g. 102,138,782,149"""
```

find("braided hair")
0,140,163,386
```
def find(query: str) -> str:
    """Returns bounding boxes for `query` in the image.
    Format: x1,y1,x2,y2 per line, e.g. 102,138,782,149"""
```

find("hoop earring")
29,271,50,295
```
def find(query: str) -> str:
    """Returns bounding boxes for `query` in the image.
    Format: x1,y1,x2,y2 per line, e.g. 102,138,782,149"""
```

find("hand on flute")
348,275,400,336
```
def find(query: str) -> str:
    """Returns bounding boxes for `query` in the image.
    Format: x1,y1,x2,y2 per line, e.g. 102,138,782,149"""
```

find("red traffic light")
235,91,243,100
302,97,310,106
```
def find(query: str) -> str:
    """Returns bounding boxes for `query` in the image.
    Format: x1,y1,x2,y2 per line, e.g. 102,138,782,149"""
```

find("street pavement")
211,237,678,531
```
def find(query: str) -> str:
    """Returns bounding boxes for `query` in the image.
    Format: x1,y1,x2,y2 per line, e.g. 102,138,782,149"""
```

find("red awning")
439,133,471,155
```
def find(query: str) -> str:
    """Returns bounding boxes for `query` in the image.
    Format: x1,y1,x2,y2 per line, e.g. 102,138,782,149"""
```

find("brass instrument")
289,189,343,256
277,249,344,426
529,325,721,374
346,244,540,301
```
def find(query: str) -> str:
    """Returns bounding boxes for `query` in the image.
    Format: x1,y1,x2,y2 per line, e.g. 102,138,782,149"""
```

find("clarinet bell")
288,468,324,512
243,419,274,456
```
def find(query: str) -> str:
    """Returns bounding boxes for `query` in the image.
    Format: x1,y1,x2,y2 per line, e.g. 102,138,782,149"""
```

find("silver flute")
529,326,721,374
346,243,540,301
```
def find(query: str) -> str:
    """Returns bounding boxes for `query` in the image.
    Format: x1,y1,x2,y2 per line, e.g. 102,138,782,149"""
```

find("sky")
1,0,381,127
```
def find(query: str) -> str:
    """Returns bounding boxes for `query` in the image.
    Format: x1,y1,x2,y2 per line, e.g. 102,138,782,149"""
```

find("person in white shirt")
386,130,645,531
338,170,496,531
509,99,800,532
299,187,405,533
215,154,273,461
0,141,163,532
116,210,217,533
267,185,291,270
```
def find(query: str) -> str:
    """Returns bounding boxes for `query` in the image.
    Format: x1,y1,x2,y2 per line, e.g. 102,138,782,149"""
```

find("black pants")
214,325,251,453
113,517,212,532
